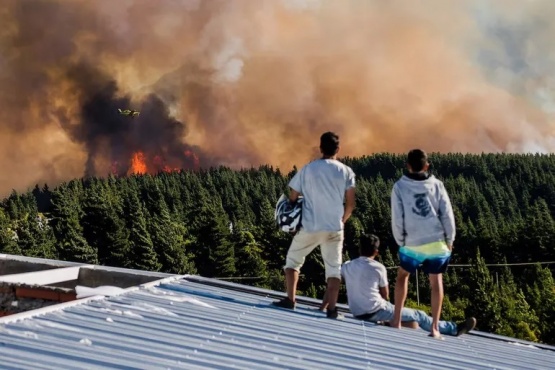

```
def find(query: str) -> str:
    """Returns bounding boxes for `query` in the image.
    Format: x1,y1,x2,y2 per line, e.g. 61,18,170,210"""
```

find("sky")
1,0,554,195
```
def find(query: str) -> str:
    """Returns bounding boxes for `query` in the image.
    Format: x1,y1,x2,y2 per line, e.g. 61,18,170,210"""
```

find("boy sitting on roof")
341,233,476,337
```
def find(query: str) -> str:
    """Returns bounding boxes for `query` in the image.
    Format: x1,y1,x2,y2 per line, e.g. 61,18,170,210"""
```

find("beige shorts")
284,228,344,279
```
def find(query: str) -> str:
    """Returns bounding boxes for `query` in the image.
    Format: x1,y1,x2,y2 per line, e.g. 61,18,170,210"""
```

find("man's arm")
342,187,356,223
379,286,390,301
342,168,356,223
391,185,405,246
288,168,303,203
379,265,390,301
438,183,456,249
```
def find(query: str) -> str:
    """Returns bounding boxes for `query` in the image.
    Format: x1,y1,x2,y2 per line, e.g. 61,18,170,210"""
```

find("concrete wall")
0,266,82,286
0,260,64,275
77,268,163,288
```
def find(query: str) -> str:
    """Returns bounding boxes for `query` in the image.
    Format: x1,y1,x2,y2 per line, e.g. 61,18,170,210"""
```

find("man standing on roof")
272,131,356,319
389,149,458,338
342,233,476,336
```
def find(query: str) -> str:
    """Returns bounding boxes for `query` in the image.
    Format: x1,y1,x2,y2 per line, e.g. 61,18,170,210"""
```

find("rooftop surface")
0,273,554,370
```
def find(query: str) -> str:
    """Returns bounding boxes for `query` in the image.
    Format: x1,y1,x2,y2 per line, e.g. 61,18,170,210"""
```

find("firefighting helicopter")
118,108,140,118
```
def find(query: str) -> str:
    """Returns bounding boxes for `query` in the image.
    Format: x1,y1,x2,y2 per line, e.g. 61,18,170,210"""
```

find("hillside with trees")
1,153,554,345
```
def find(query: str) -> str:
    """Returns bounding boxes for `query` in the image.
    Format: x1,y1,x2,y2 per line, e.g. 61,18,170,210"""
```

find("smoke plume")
1,0,555,196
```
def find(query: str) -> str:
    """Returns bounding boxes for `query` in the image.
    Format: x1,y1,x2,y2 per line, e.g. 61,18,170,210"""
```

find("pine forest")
1,153,554,345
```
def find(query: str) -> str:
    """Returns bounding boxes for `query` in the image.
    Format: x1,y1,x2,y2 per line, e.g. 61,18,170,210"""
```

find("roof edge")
181,275,555,352
0,275,183,324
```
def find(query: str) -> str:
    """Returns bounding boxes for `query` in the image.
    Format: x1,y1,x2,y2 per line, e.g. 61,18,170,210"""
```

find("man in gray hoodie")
389,149,457,338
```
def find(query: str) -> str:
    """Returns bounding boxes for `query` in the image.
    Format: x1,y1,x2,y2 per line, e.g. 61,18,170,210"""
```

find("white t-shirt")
288,159,356,232
341,257,388,316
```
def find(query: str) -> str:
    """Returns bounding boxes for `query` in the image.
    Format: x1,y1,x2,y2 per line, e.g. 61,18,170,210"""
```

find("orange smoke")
1,0,555,196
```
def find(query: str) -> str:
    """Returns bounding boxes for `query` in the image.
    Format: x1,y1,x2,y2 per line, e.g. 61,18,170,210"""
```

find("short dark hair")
407,149,428,172
359,233,380,256
320,131,340,156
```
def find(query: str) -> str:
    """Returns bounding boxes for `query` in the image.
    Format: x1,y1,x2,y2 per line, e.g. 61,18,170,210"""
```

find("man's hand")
448,244,453,251
289,188,301,203
342,187,356,224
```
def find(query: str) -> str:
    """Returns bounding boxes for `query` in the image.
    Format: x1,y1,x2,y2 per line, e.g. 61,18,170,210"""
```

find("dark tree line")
1,153,554,344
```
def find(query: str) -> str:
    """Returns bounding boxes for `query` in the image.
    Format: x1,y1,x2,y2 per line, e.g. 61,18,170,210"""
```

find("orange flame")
128,151,147,175
153,154,181,173
119,150,198,177
162,165,181,173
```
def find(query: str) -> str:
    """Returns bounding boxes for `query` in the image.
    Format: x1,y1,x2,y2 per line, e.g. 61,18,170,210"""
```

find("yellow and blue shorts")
398,241,451,274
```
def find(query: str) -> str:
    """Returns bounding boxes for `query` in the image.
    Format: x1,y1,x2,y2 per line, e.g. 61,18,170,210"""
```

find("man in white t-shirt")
272,131,356,319
341,234,476,337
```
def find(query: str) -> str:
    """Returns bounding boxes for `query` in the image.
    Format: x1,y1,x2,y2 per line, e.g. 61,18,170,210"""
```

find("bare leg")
319,290,329,311
391,268,410,329
429,273,443,337
285,268,299,302
325,277,341,310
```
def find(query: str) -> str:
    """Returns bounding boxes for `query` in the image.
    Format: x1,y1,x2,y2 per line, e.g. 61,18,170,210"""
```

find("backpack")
274,194,303,233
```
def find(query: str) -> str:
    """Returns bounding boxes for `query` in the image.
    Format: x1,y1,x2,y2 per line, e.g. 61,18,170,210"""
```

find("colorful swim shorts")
398,241,451,274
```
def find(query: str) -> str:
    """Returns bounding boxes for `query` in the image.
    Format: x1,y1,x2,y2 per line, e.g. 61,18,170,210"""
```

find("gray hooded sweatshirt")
391,173,456,247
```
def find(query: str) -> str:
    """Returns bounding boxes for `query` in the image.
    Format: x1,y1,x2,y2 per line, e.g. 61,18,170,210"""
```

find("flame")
162,165,181,173
128,152,147,175
153,154,182,173
120,150,197,176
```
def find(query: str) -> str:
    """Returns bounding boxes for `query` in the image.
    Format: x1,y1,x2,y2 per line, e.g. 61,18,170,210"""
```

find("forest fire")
3,0,555,196
121,150,200,176
129,152,147,175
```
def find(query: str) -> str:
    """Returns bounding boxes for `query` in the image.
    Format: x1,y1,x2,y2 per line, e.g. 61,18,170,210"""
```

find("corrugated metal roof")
0,275,554,370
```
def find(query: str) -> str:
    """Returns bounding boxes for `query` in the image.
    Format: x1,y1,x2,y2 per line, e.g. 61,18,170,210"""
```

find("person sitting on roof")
341,233,477,337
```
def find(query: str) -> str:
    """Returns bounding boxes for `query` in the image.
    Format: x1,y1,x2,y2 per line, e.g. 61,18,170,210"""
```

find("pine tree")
189,194,235,278
81,186,130,268
495,263,539,341
232,230,268,284
50,188,98,264
0,208,20,255
124,190,161,272
464,250,502,333
16,210,58,259
521,198,555,260
525,264,555,344
255,198,291,270
145,185,195,274
343,216,364,260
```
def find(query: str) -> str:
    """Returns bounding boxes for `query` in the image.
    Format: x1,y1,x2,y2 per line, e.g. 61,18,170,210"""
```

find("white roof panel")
0,276,553,370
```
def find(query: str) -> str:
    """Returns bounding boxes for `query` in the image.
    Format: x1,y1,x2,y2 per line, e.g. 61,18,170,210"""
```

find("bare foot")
428,332,445,340
429,329,441,338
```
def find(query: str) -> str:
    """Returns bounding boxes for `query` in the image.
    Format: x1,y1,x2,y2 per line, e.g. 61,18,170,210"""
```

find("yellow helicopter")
118,108,140,118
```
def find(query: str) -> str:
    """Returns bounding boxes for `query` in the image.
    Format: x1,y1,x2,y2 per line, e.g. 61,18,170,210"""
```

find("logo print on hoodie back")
412,193,431,217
